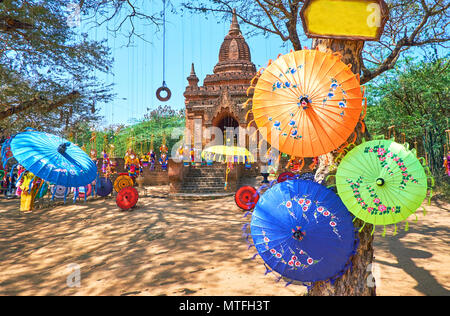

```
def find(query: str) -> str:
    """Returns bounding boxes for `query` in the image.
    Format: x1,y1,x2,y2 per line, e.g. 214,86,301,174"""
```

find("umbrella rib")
305,110,334,157
305,50,323,96
310,74,359,102
252,101,301,112
267,58,302,99
307,56,338,99
252,103,299,121
309,62,353,100
251,211,294,232
286,52,303,96
254,78,301,100
306,107,348,155
258,71,300,101
311,106,357,136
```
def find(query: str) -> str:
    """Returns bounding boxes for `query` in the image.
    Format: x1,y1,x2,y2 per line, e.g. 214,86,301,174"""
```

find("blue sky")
80,5,307,128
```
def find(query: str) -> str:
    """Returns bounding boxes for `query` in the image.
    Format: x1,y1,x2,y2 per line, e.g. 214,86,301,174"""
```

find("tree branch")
0,91,80,121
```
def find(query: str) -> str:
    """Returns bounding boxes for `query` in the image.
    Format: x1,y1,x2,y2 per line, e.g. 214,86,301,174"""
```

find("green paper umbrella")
336,139,429,231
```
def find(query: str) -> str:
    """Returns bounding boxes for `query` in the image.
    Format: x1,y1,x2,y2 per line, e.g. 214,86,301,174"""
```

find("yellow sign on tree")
300,0,389,41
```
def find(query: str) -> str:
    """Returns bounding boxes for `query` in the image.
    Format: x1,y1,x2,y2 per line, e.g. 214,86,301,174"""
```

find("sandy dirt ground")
0,186,448,296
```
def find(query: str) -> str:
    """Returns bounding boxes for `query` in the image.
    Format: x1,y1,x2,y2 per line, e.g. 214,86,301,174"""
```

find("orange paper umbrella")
252,49,364,158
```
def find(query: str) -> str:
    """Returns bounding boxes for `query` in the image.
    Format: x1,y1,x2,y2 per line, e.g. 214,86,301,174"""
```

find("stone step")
184,177,225,181
187,169,225,173
181,184,225,189
179,189,230,194
186,174,225,178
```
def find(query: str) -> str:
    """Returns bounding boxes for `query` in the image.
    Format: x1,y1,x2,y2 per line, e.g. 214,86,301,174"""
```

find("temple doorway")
213,112,239,146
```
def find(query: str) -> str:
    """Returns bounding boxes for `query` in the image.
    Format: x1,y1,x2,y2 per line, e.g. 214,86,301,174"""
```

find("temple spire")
229,9,241,35
187,63,199,87
190,63,196,76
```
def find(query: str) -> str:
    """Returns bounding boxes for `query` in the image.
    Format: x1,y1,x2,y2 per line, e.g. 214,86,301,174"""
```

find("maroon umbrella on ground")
116,186,139,210
235,186,259,210
277,171,296,183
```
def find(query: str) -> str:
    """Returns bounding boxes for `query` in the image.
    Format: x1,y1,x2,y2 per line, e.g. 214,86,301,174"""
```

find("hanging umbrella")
116,186,139,210
336,139,429,232
201,145,255,190
2,130,97,188
252,49,364,158
201,145,255,164
250,179,357,283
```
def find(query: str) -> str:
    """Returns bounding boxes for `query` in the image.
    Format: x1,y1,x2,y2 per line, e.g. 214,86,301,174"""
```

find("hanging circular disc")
156,86,172,102
235,186,259,210
278,171,296,183
116,186,139,211
114,175,134,193
96,177,113,197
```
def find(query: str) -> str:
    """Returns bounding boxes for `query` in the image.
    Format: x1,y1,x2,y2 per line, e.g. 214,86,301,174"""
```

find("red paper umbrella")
116,187,139,211
278,171,296,183
235,186,259,210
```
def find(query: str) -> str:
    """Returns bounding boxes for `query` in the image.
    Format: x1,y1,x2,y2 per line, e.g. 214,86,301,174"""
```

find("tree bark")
309,38,376,296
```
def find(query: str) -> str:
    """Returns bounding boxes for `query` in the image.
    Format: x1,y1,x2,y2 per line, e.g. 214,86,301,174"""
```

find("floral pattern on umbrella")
249,179,357,283
336,139,430,228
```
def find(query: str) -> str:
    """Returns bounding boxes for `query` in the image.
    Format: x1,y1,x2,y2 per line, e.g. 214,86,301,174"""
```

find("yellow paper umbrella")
201,145,255,164
252,49,365,158
201,145,255,190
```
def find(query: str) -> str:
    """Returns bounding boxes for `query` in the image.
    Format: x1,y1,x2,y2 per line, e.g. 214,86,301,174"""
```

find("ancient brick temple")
183,10,257,147
169,10,260,195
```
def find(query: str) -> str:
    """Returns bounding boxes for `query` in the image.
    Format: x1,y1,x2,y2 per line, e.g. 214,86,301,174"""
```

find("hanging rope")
156,0,171,102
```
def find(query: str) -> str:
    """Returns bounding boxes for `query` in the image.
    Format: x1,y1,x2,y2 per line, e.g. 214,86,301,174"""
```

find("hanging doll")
15,165,25,196
19,172,41,212
89,133,98,164
444,151,450,177
190,148,195,165
124,151,142,178
159,152,169,171
160,143,168,155
149,150,156,171
101,150,111,174
124,147,132,161
0,168,6,197
141,152,150,168
177,145,184,161
90,148,98,164
244,156,252,170
108,159,117,175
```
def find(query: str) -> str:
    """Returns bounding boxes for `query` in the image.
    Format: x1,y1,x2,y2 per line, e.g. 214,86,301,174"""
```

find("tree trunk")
310,38,376,296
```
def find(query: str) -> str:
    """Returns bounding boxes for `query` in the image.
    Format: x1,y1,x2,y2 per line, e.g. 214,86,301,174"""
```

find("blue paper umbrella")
96,177,113,197
250,179,357,283
6,130,97,188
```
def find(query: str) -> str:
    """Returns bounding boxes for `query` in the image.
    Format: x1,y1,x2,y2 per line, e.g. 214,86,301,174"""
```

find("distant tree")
0,0,168,136
366,57,450,177
78,105,185,158
0,0,115,136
